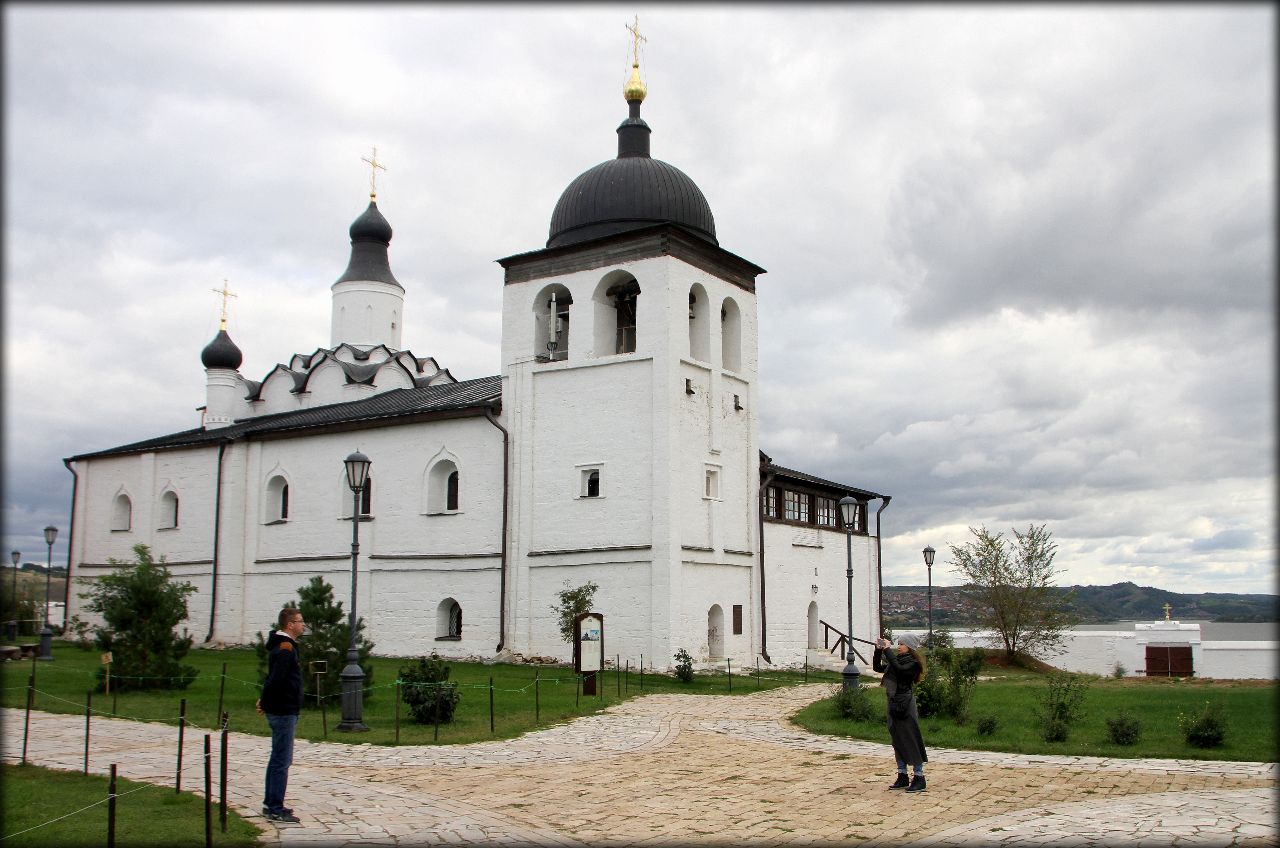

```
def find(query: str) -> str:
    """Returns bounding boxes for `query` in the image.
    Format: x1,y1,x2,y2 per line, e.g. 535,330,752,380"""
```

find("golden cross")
210,279,237,330
626,15,646,66
1163,602,1172,621
362,146,387,199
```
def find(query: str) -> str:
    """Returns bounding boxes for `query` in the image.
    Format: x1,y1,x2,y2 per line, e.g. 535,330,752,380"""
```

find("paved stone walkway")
4,684,1276,846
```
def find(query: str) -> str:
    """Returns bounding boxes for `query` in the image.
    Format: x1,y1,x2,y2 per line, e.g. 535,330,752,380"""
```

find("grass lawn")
0,762,262,847
791,662,1280,762
1,643,829,746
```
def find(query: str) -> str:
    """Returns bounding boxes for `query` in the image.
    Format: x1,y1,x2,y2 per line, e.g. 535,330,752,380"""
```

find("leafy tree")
254,576,374,705
673,648,694,682
550,580,599,644
78,544,198,692
949,524,1077,661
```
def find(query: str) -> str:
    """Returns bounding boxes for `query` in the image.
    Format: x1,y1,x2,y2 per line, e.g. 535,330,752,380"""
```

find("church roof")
69,375,501,461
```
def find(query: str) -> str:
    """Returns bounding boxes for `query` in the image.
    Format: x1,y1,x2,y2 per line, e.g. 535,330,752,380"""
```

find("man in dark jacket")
257,607,305,823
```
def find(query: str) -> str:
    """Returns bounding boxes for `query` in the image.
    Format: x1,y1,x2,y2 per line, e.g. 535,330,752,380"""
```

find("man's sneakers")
906,775,927,793
888,773,910,790
264,808,300,823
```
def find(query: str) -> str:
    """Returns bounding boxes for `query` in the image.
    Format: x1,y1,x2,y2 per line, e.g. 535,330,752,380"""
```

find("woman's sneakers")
906,775,927,793
888,773,910,789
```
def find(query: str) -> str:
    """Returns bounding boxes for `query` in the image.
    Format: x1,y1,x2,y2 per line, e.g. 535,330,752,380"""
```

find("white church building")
62,55,891,672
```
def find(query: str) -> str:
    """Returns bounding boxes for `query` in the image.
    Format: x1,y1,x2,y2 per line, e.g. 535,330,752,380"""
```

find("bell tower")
496,27,767,667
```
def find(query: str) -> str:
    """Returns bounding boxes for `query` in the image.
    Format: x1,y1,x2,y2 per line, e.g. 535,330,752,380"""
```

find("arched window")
437,598,462,640
158,491,179,529
360,477,372,516
688,284,710,361
721,297,742,372
425,459,460,513
533,284,572,362
593,273,640,356
265,475,289,523
111,493,132,532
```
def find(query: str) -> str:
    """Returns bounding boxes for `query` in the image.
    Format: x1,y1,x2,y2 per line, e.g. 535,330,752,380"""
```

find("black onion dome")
336,200,402,288
201,329,243,370
350,201,393,243
548,99,717,249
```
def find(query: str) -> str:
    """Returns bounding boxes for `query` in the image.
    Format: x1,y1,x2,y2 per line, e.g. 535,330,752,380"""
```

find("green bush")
673,648,694,683
915,645,985,720
832,683,877,722
399,653,461,724
1035,672,1089,742
1111,662,1127,679
975,714,999,736
1106,710,1142,745
1178,700,1227,748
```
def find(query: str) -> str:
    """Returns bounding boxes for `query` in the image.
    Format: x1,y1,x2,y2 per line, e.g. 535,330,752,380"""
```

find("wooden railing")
818,619,868,664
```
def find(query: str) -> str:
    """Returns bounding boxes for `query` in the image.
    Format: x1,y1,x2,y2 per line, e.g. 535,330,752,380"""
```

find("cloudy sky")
4,4,1275,596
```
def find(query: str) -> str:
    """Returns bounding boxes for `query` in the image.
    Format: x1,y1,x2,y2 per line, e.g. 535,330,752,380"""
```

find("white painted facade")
63,81,889,672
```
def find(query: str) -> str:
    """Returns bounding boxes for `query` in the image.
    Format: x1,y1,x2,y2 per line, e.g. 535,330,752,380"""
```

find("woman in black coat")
873,632,929,793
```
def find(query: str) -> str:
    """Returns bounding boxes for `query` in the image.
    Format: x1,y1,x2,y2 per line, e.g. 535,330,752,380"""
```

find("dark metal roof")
761,459,885,502
547,98,716,249
69,376,502,461
335,201,402,289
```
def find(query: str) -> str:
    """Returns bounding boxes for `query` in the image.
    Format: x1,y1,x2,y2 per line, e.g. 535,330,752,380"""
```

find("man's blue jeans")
263,713,298,813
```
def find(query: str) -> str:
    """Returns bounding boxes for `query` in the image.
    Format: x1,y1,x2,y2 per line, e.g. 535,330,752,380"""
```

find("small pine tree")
399,653,461,724
254,576,374,705
551,580,599,644
79,544,199,692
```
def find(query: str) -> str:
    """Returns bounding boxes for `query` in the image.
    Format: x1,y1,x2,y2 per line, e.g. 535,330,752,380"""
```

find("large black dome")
547,97,717,249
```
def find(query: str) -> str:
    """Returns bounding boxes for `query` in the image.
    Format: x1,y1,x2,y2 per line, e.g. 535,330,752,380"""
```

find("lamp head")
838,496,862,532
922,545,936,568
344,450,372,493
44,526,58,546
10,551,19,566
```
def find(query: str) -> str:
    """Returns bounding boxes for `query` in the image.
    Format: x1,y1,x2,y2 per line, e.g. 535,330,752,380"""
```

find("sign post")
101,651,113,695
573,612,604,696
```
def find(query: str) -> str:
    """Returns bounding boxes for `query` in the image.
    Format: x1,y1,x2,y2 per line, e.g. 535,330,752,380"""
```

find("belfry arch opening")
593,271,640,356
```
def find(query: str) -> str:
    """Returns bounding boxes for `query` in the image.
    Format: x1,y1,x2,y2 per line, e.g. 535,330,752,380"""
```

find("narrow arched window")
111,494,132,531
159,491,179,529
446,470,459,511
437,598,462,640
585,470,600,498
265,475,289,523
426,459,460,513
688,284,710,361
594,275,640,355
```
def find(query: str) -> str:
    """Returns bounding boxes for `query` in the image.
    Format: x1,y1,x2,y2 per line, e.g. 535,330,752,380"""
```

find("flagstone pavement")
4,683,1276,847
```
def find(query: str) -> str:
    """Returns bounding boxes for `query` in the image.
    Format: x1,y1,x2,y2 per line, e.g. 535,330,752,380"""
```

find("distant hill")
882,582,1278,627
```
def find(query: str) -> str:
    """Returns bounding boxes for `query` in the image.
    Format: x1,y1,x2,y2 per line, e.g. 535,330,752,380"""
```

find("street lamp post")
922,546,936,649
337,451,371,732
39,526,58,661
8,551,19,642
837,496,864,692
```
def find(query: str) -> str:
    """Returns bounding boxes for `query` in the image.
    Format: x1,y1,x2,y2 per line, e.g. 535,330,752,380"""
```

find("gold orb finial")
624,15,647,102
